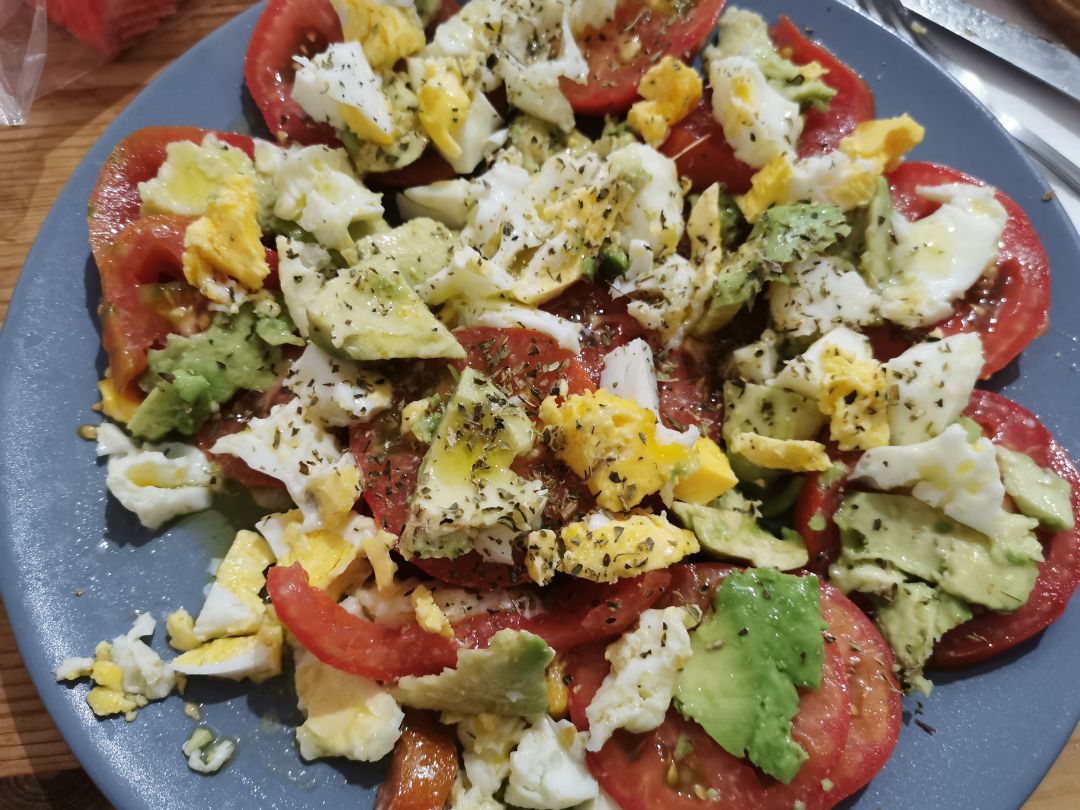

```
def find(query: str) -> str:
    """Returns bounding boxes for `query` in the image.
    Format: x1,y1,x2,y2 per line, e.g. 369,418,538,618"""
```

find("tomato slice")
770,16,875,157
657,349,723,442
452,326,596,416
366,148,458,191
243,0,344,146
196,389,289,489
88,127,256,268
374,710,459,810
560,0,727,116
793,450,860,575
567,566,850,810
349,410,424,536
818,581,901,803
932,390,1080,667
659,92,757,195
887,162,1051,379
543,281,648,385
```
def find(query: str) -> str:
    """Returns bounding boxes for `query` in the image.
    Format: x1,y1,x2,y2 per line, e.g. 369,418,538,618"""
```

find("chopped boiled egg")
191,530,274,640
850,423,1011,537
96,423,216,530
182,727,237,774
560,512,699,583
585,606,696,751
525,529,560,587
452,713,527,807
411,584,455,638
332,0,425,71
275,237,332,337
172,620,283,682
772,326,874,398
769,256,881,337
182,174,270,308
736,154,795,222
415,58,472,160
139,134,257,218
505,715,598,809
396,177,475,228
731,329,782,384
709,56,802,169
819,345,890,451
257,142,383,251
599,339,663,419
839,115,925,172
612,244,709,347
885,333,985,445
293,649,404,762
292,40,395,146
446,297,584,354
627,57,703,147
284,342,392,428
210,399,362,531
728,432,831,473
880,183,1008,328
605,143,685,259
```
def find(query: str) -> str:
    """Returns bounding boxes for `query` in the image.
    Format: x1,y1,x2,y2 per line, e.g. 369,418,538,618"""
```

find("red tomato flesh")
793,450,860,575
374,710,459,810
659,92,757,195
88,126,256,268
568,565,850,810
561,0,727,116
888,162,1051,379
932,391,1080,666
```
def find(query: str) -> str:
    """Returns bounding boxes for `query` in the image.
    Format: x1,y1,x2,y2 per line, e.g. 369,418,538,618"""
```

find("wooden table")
0,0,1076,806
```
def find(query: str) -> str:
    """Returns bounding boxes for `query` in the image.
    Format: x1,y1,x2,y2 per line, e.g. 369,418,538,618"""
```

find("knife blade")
899,0,1080,105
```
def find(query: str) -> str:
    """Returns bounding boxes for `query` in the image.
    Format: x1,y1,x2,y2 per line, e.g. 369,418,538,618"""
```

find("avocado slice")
995,446,1076,533
722,381,827,485
873,581,972,696
859,176,894,286
831,492,1040,612
400,368,545,562
306,260,464,361
673,490,808,570
353,217,456,290
394,629,553,715
674,568,826,784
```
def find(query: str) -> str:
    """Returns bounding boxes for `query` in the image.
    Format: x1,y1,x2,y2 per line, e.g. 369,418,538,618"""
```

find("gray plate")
1,1,1079,808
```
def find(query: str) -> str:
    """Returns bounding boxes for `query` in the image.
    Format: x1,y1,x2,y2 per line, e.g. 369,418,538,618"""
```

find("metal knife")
899,0,1080,105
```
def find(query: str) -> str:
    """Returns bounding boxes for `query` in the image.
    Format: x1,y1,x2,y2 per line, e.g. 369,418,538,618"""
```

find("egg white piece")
885,333,985,445
585,607,695,752
453,714,528,808
192,582,262,641
292,40,394,140
445,91,508,174
880,183,1008,328
96,424,216,530
109,617,176,700
418,246,517,305
139,134,257,218
210,399,360,531
293,650,404,762
606,143,685,259
769,256,881,338
731,329,782,384
171,633,282,681
449,298,583,354
709,56,802,168
285,343,393,428
772,326,874,399
505,715,598,809
258,143,383,251
275,237,332,338
851,423,1009,537
786,151,883,212
397,178,475,228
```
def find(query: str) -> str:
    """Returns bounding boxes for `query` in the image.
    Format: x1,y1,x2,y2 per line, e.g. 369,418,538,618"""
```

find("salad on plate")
54,0,1080,806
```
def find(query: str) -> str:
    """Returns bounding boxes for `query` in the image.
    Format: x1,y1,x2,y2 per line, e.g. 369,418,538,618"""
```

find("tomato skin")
793,451,860,575
567,567,850,810
88,127,256,268
350,410,423,536
374,710,459,810
659,93,757,195
932,391,1080,667
560,0,727,116
818,581,901,803
657,349,724,442
770,16,875,157
887,162,1051,379
243,0,343,147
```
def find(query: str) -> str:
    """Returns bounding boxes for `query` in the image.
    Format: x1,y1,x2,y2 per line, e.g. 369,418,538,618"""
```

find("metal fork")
855,0,1080,196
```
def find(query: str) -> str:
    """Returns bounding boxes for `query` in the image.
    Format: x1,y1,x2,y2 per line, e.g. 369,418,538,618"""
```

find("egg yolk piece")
627,56,703,147
840,114,925,172
819,346,890,451
560,513,699,583
417,60,471,161
332,0,425,72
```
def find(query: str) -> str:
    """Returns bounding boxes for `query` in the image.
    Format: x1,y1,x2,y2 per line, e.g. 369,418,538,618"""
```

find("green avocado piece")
722,381,828,485
353,217,456,291
995,446,1076,533
394,629,554,716
128,306,282,440
673,491,808,570
305,259,464,361
831,492,1040,612
873,582,972,696
400,368,544,561
859,177,895,286
674,568,826,784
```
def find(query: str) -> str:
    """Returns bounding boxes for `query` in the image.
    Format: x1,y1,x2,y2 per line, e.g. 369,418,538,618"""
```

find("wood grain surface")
0,0,1076,807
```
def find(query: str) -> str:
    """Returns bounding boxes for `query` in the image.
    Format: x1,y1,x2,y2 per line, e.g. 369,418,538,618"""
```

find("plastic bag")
0,0,110,126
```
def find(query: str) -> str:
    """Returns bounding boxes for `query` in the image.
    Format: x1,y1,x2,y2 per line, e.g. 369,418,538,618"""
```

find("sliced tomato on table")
888,162,1051,379
770,16,875,157
88,126,256,267
375,710,459,810
568,565,850,810
268,563,669,680
244,0,343,146
932,391,1080,667
560,0,727,116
